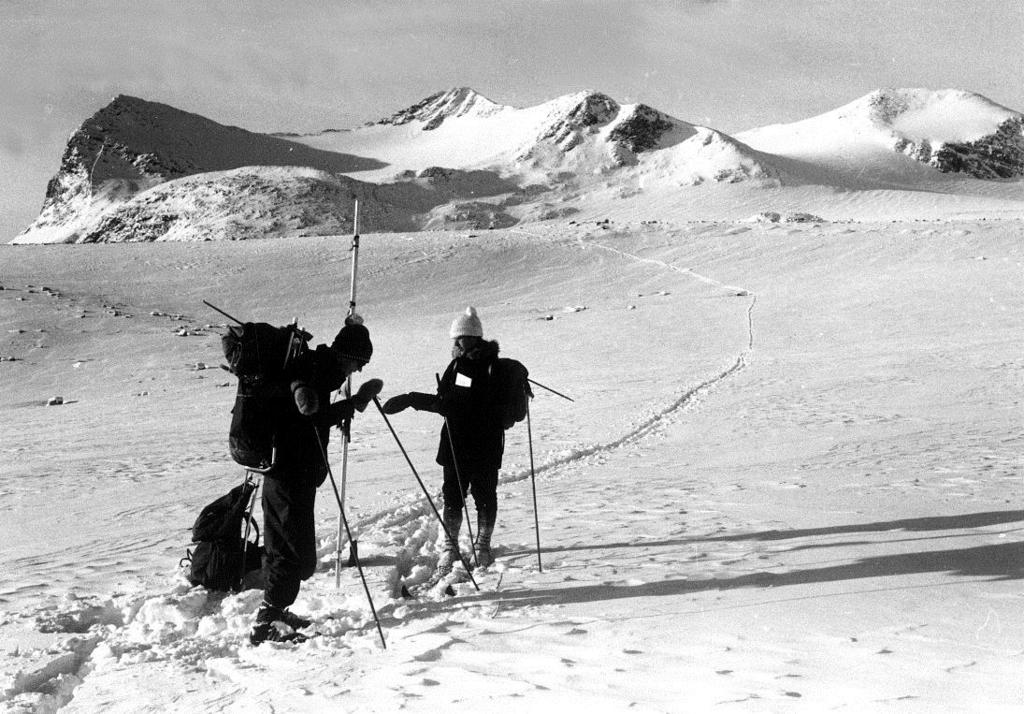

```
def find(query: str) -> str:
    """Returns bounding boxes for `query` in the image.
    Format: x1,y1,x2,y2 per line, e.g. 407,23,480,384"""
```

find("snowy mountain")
17,95,386,244
299,88,753,181
12,87,1024,244
738,88,1024,181
373,87,509,129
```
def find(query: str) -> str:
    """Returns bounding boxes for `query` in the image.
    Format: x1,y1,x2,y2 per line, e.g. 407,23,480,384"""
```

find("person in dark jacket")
382,306,505,575
251,314,382,645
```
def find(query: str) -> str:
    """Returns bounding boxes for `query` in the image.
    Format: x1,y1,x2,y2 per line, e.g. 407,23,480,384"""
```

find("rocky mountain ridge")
866,88,1024,178
375,87,507,130
13,87,1024,243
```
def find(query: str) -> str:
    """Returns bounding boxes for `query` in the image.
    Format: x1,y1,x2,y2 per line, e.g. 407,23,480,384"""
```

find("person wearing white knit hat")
383,305,506,575
449,306,483,339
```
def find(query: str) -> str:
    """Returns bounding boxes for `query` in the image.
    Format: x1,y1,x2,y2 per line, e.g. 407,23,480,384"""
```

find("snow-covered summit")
305,89,713,181
851,88,1017,143
18,95,383,243
12,87,1024,244
522,91,690,163
375,87,509,129
60,94,381,181
739,88,1024,179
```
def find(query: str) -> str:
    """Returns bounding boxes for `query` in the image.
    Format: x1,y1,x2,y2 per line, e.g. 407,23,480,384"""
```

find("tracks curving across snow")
540,231,757,456
0,227,763,708
358,228,759,595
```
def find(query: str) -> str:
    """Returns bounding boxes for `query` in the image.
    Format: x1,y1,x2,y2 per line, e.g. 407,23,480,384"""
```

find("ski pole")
526,399,543,572
335,415,353,586
313,425,386,649
348,198,360,315
437,373,477,568
527,378,574,402
203,299,244,326
336,199,361,585
372,397,480,591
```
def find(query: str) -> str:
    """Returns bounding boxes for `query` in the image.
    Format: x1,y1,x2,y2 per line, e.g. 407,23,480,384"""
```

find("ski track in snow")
8,221,1024,708
357,227,759,595
1,227,764,710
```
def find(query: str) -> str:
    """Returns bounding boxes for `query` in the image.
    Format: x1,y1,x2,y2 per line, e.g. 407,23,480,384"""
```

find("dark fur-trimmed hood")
454,338,500,362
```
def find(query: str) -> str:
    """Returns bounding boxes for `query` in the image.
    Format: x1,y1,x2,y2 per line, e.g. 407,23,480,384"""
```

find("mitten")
292,381,319,416
328,400,355,426
381,393,412,414
407,392,438,411
352,378,384,412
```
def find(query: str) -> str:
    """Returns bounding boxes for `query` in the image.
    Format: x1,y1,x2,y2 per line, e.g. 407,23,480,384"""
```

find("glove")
352,378,384,412
328,400,354,427
291,381,319,416
381,393,412,415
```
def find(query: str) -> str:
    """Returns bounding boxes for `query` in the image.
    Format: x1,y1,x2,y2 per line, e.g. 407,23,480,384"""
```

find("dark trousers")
262,475,317,609
441,463,498,528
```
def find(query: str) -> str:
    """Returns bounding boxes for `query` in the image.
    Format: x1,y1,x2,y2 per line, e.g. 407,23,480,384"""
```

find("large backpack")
222,321,310,471
489,357,533,429
181,478,263,592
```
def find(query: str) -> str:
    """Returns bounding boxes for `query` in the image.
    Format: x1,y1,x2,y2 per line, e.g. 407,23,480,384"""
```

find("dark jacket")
270,345,354,487
433,339,506,471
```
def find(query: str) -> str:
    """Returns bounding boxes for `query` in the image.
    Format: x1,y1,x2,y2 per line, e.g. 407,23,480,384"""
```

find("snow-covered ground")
2,216,1023,712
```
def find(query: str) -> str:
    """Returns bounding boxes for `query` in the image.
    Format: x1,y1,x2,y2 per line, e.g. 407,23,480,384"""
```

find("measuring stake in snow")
336,199,361,588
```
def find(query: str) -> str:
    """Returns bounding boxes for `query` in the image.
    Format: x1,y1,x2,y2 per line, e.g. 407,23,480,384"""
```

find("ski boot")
474,505,496,569
474,542,494,569
249,603,311,645
434,505,464,578
435,546,460,578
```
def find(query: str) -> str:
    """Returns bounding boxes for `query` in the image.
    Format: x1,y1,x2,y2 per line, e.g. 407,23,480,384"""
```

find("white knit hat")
449,306,483,338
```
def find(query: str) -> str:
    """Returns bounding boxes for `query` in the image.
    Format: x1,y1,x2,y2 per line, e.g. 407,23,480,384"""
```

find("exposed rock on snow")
740,88,1024,180
19,163,526,243
422,201,517,230
537,91,620,151
521,92,697,172
63,168,387,243
635,127,779,186
19,95,385,244
608,103,678,153
867,89,1024,177
745,211,825,224
784,212,826,223
928,116,1024,178
374,87,507,130
12,87,1024,243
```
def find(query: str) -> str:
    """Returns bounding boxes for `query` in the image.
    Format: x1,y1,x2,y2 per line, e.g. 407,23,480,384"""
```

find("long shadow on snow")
477,540,1024,611
701,510,1024,543
504,510,1024,558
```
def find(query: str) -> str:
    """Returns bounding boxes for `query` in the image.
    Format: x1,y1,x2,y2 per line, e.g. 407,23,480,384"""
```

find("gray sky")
2,0,1022,241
